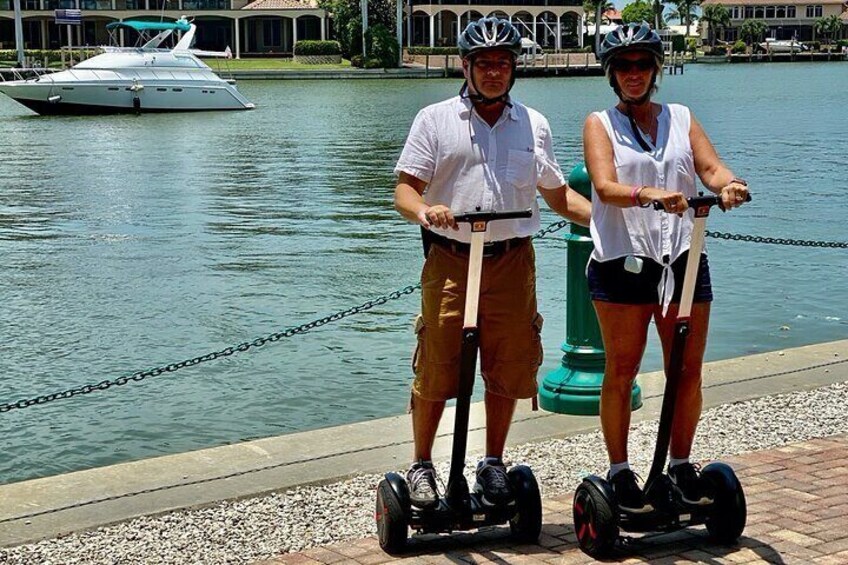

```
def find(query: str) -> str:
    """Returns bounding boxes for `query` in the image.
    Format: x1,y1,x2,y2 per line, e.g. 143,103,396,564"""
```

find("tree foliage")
621,0,655,24
583,0,615,53
814,15,842,45
366,23,400,67
666,0,701,36
701,3,730,49
317,0,397,60
739,19,768,45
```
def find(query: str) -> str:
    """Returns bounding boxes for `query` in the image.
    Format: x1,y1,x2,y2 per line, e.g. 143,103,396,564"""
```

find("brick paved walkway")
260,434,848,564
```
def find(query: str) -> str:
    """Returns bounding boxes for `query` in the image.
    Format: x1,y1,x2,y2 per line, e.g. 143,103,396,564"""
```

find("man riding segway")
376,16,591,553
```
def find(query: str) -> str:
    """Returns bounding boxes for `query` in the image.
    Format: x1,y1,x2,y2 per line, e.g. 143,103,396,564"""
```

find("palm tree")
739,18,767,47
584,0,614,53
652,0,665,30
814,15,842,47
668,0,701,36
701,3,730,49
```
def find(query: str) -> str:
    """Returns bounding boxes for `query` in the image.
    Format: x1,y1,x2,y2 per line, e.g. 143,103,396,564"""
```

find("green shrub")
363,57,383,68
406,47,459,55
350,54,364,68
731,40,747,54
685,37,698,52
293,40,341,56
365,23,399,68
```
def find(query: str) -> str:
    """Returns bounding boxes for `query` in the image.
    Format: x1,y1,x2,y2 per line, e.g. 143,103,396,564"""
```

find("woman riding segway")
572,22,751,556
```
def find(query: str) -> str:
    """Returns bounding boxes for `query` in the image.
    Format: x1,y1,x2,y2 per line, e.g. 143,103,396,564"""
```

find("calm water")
1,63,846,485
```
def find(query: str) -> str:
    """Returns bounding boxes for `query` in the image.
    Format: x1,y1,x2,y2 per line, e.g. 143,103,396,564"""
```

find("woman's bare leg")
594,301,654,464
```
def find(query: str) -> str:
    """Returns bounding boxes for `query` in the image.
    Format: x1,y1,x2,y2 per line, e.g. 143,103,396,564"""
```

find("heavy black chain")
0,285,420,414
706,231,848,248
534,219,571,239
7,220,841,413
0,221,573,414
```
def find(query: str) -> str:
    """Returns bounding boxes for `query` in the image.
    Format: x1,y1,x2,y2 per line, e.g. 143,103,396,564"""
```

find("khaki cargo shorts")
411,240,544,401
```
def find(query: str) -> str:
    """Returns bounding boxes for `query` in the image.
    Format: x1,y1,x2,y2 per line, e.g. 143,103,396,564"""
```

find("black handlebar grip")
652,193,752,211
454,208,533,224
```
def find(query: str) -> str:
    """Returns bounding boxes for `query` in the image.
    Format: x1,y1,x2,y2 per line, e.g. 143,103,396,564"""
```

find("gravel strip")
3,381,848,565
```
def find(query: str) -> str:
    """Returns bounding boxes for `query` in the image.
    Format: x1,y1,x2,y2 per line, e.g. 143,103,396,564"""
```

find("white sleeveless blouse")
589,103,700,312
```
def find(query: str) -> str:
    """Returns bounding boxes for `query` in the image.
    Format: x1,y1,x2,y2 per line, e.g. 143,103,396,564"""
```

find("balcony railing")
80,0,112,8
43,0,78,8
182,0,229,9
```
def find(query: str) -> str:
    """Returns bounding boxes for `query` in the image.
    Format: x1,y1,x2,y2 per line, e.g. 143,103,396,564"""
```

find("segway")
573,193,751,558
376,208,543,554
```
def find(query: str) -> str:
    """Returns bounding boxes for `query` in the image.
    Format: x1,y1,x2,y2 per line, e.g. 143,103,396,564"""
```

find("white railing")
0,66,59,82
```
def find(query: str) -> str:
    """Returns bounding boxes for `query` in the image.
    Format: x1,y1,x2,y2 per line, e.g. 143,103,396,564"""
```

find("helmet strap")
625,104,654,152
611,68,657,151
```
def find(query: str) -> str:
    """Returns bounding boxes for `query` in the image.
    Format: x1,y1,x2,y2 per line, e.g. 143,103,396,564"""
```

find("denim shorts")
587,251,713,304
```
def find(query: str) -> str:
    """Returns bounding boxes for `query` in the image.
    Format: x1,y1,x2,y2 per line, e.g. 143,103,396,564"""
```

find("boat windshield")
105,18,192,49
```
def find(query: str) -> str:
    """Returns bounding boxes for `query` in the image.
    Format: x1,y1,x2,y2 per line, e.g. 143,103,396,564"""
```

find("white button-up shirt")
394,95,566,244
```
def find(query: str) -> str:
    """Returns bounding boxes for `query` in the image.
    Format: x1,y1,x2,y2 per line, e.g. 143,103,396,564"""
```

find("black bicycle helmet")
598,22,664,70
458,17,522,59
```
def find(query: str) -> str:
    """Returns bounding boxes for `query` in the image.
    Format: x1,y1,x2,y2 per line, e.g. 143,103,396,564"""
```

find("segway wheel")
701,462,747,545
573,479,618,558
376,474,409,554
507,465,542,543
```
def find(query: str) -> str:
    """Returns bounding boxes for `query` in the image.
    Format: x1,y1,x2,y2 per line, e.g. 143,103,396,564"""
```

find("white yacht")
0,18,254,115
759,38,809,54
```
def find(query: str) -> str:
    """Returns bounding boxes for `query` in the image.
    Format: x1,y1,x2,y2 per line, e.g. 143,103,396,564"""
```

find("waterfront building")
0,0,328,58
406,0,586,50
700,0,847,42
0,0,589,57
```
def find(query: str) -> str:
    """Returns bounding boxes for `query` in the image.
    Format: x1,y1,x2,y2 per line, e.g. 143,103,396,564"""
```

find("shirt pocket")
506,148,537,190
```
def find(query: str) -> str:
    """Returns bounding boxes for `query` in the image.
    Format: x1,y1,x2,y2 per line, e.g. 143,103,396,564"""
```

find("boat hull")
0,79,254,115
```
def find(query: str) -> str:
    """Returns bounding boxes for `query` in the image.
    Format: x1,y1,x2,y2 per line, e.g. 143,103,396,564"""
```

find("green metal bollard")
538,163,642,415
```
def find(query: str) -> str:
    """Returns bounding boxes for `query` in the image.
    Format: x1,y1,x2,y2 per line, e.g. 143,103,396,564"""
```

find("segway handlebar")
652,193,752,213
453,208,533,224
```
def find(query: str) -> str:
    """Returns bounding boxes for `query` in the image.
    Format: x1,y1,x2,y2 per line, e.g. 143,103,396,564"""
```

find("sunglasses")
610,58,655,72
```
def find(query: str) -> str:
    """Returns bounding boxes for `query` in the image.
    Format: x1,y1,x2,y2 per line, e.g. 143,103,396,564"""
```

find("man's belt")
425,231,530,258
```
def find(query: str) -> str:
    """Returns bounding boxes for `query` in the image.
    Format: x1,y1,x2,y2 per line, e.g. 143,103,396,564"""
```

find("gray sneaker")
406,460,439,509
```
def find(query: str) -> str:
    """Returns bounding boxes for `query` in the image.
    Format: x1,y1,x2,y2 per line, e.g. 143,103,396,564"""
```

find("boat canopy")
105,19,192,33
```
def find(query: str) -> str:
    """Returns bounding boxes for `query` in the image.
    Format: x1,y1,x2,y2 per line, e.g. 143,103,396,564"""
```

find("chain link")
0,221,573,414
706,231,848,248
